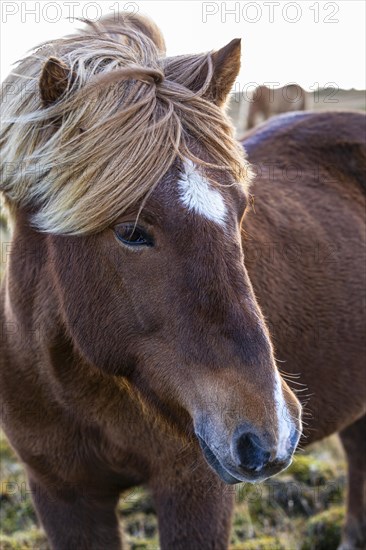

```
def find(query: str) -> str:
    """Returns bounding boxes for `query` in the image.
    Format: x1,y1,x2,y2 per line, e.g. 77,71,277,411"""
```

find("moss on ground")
287,455,337,485
301,506,344,550
0,436,347,549
0,528,49,549
0,435,39,538
230,536,286,549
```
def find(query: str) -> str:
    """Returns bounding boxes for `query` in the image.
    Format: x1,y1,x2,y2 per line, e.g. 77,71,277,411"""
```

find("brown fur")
243,110,366,548
0,13,365,550
247,84,306,129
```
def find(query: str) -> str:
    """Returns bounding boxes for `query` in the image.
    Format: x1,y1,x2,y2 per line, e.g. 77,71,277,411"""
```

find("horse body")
247,84,306,129
243,111,366,441
0,12,365,550
242,112,366,550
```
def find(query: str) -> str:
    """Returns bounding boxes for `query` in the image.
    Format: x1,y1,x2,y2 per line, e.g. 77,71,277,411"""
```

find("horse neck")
2,212,61,355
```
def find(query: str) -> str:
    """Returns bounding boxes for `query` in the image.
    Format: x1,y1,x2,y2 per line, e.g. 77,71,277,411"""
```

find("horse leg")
246,105,256,129
338,414,366,550
150,469,234,550
29,474,123,550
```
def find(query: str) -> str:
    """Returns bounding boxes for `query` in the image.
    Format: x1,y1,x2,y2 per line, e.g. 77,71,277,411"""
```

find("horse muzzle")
195,422,300,484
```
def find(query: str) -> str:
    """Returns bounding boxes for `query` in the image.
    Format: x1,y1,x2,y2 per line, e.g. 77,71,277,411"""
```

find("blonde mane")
0,13,251,235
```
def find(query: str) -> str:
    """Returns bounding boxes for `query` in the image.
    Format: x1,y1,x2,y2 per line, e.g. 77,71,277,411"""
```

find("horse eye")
115,224,153,247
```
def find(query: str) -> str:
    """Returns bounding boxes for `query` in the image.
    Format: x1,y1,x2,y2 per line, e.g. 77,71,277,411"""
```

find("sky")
1,0,365,91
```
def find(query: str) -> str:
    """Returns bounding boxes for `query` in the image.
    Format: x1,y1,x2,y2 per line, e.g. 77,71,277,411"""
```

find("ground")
0,432,347,549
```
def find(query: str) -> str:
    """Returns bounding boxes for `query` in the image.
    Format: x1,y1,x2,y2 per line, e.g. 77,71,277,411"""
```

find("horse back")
243,111,366,196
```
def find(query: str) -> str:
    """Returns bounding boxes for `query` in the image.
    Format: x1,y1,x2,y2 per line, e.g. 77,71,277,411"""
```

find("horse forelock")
0,19,252,236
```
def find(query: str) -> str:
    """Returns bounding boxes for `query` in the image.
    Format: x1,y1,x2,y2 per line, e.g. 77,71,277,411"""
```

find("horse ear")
39,57,72,107
205,38,241,106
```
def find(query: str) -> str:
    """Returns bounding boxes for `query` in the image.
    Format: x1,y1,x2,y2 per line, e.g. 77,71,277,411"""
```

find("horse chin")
196,434,293,485
196,434,241,484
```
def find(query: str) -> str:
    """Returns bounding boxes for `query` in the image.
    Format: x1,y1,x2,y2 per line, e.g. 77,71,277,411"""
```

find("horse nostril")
235,432,271,471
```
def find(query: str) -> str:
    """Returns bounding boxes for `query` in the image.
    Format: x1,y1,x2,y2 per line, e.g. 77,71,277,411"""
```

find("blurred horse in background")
247,84,306,128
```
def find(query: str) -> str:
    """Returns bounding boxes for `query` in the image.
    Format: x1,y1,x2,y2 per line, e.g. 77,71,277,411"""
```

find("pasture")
0,429,347,549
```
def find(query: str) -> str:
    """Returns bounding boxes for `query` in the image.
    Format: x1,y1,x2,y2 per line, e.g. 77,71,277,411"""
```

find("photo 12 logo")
1,2,139,24
202,2,340,24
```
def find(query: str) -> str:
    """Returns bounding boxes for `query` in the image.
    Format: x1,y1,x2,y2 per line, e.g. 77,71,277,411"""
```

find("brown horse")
0,13,364,550
247,84,306,129
243,110,366,549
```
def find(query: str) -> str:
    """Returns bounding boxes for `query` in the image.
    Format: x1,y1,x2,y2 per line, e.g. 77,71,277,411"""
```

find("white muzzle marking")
274,371,293,460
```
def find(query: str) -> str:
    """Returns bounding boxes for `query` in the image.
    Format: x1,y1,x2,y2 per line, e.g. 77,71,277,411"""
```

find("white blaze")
177,160,227,226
